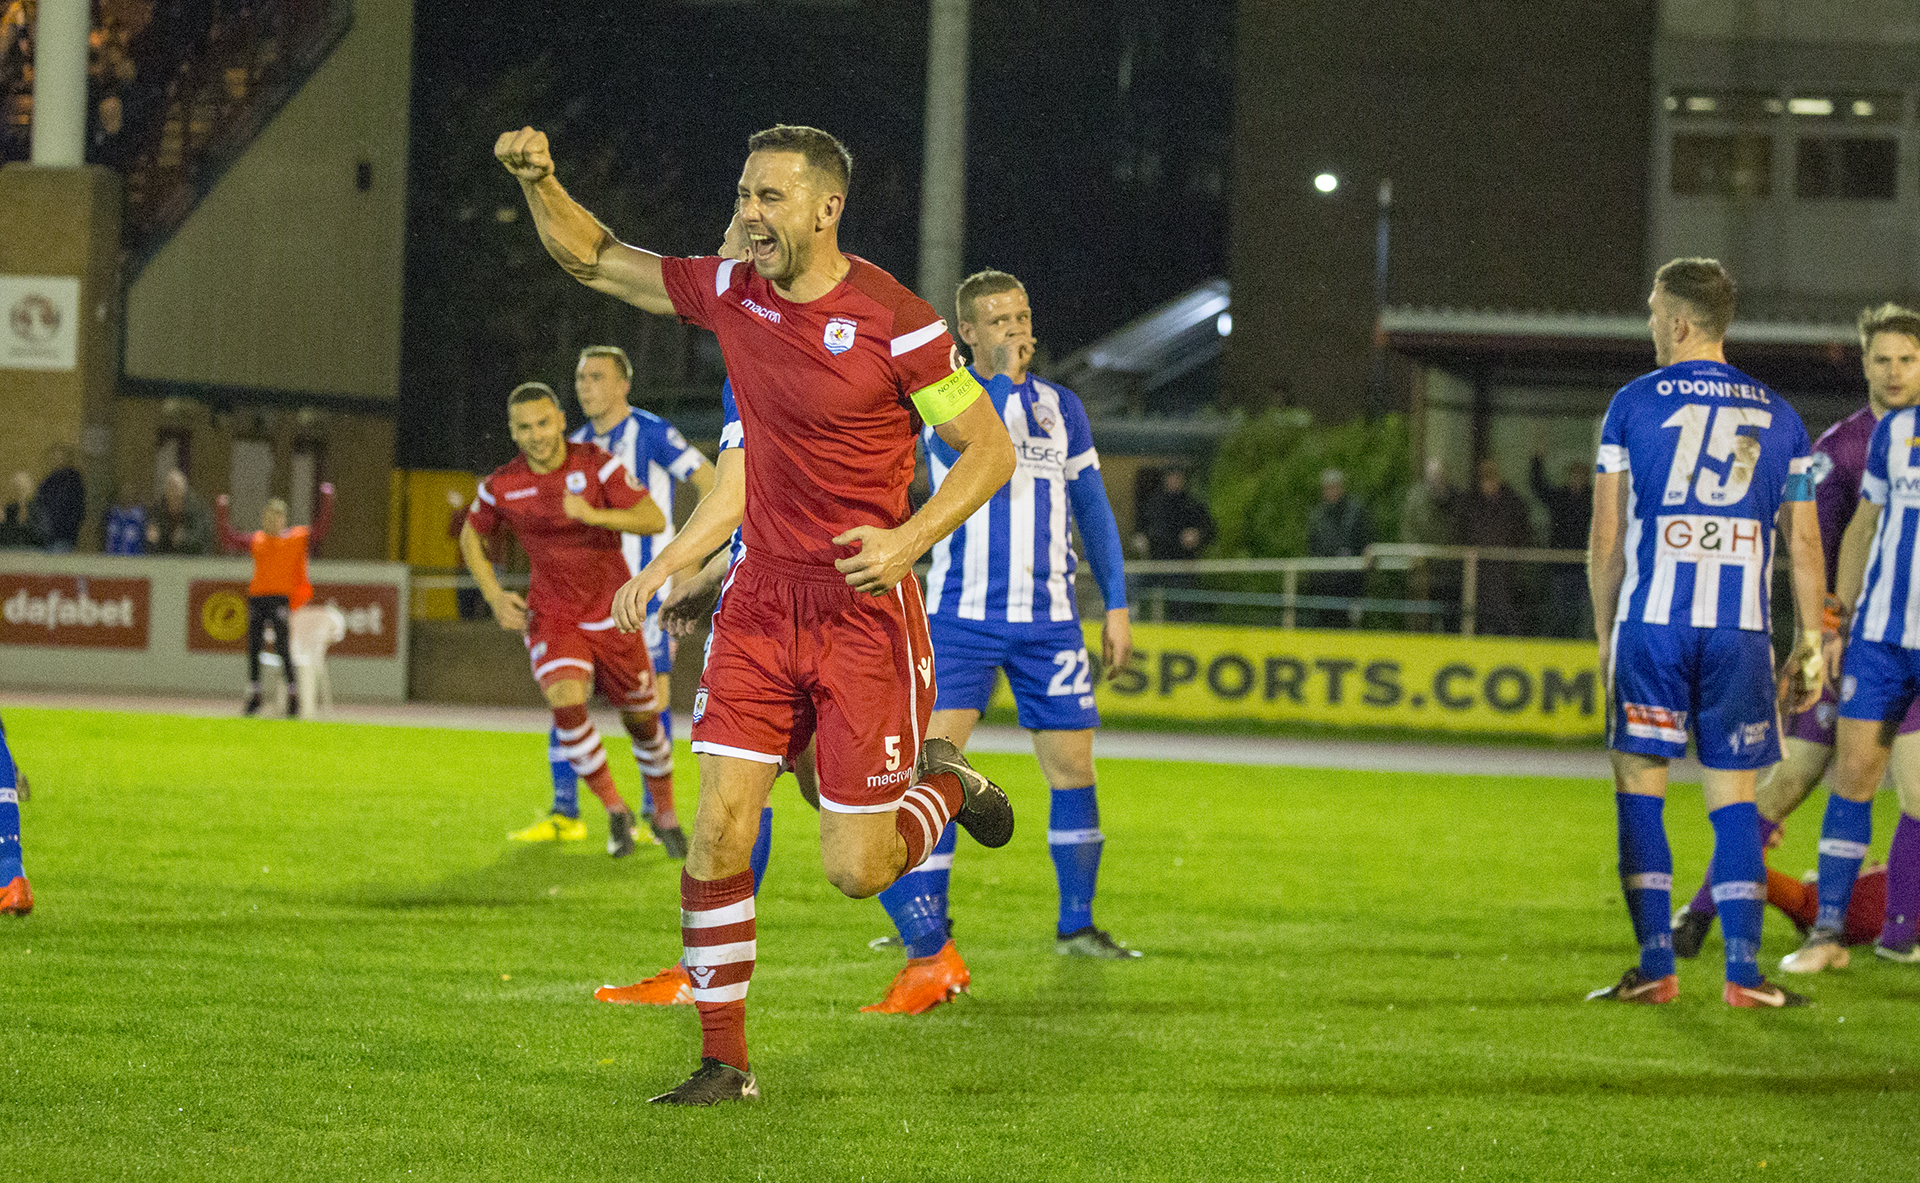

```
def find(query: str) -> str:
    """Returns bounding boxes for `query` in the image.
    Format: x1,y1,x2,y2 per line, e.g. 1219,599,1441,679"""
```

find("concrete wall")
0,166,122,537
123,0,413,401
1228,2,1656,421
109,395,395,560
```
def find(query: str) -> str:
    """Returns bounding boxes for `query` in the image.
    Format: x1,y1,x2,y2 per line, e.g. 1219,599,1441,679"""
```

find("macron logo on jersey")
741,297,782,324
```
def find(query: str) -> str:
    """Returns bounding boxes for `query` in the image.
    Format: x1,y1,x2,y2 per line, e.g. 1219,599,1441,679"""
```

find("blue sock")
547,726,579,818
1616,792,1674,980
0,723,20,883
878,822,956,959
1048,784,1103,936
1708,802,1766,988
1816,795,1875,932
749,805,772,895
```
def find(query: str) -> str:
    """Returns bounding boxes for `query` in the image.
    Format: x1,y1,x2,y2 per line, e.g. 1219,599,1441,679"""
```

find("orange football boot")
595,962,693,1005
861,940,970,1015
0,876,32,916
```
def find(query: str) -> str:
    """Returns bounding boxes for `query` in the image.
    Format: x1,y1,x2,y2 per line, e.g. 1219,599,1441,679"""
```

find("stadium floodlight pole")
1313,171,1394,419
1369,177,1393,420
917,0,971,328
30,0,88,166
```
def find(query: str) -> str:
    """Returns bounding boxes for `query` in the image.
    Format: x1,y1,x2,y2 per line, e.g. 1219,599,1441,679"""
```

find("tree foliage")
1206,410,1411,559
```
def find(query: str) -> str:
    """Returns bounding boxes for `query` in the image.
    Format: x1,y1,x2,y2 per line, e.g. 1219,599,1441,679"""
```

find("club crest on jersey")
823,317,858,356
565,471,587,494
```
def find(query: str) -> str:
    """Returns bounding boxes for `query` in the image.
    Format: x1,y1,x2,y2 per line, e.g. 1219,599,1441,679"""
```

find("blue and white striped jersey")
922,371,1127,629
718,380,745,568
570,407,707,582
1596,358,1812,632
1851,406,1920,646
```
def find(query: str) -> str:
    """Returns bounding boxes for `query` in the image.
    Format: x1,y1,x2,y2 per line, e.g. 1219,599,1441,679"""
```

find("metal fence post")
1460,552,1478,638
1282,568,1297,630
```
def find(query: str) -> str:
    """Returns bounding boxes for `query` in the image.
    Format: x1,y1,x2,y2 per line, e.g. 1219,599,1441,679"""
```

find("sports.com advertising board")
0,573,151,649
989,622,1604,739
186,581,401,657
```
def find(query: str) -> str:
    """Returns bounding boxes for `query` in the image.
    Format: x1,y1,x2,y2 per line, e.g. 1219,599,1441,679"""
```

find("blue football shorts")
1607,618,1780,770
928,615,1100,731
1837,636,1920,725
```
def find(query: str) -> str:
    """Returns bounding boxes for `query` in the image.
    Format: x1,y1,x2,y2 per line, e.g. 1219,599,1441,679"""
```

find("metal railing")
411,543,1591,636
1124,544,1588,636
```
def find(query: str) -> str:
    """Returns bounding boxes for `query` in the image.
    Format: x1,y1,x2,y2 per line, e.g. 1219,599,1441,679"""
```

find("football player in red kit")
460,382,667,858
498,122,1017,1104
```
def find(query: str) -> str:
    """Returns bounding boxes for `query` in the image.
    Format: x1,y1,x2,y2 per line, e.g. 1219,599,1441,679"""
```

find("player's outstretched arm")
562,493,665,536
660,548,734,637
459,519,525,632
494,127,674,315
1587,470,1627,679
612,448,745,632
1779,497,1827,713
1830,497,1882,678
834,392,1015,595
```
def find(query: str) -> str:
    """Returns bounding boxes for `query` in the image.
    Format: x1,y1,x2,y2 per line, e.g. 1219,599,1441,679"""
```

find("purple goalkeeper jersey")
1809,406,1877,589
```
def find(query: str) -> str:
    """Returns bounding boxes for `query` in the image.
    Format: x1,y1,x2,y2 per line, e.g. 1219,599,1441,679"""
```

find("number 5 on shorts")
885,735,901,771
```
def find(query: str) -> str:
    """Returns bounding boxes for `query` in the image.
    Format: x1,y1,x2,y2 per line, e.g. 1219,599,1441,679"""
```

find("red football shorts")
524,609,658,711
690,552,935,813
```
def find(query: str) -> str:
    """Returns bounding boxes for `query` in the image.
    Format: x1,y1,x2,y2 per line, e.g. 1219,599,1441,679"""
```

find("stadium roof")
1381,306,1862,395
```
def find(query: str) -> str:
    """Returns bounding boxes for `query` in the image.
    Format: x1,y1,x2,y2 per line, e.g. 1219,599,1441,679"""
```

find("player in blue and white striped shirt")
1789,379,1920,972
1588,258,1826,1009
511,345,716,858
866,270,1138,1015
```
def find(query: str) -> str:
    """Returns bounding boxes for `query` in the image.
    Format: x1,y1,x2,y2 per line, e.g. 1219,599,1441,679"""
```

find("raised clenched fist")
494,127,553,183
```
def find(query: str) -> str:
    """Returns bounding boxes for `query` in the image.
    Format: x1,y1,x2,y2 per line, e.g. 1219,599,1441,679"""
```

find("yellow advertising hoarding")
991,622,1604,738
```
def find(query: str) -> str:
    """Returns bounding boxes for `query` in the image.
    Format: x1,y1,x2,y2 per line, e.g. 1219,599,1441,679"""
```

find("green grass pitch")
1,707,1916,1181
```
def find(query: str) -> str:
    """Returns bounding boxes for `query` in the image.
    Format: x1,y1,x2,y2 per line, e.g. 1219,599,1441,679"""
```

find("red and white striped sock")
682,868,756,1070
552,704,628,814
895,771,963,871
622,712,676,817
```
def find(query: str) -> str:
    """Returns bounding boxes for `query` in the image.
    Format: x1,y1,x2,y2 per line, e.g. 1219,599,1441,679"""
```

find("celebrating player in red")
460,382,667,859
498,122,1017,1105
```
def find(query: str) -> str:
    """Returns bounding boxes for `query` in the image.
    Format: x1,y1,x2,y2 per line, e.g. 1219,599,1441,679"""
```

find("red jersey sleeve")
887,293,961,401
659,255,730,331
466,477,501,537
588,447,651,511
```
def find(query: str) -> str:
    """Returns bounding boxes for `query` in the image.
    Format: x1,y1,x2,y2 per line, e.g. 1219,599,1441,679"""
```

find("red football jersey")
467,442,652,622
661,254,959,568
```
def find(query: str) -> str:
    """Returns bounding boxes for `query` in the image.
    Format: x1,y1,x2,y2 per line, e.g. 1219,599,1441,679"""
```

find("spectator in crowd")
32,445,85,552
1461,456,1535,636
1132,467,1216,621
1306,467,1370,627
103,496,146,555
144,468,214,555
1400,456,1460,630
0,472,36,548
1531,449,1594,639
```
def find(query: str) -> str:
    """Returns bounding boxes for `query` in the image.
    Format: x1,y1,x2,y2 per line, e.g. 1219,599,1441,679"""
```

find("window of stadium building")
1664,90,1777,121
1795,136,1898,201
1670,133,1772,198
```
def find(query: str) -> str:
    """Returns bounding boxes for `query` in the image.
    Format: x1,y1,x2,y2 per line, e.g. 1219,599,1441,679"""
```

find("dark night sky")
398,0,1233,470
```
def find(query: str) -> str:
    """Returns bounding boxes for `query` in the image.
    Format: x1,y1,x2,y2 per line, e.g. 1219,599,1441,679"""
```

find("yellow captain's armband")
909,367,984,427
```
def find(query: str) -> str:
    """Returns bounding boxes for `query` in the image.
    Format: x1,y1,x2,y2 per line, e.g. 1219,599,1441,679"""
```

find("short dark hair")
577,345,632,381
1654,258,1736,339
746,125,852,194
508,381,558,409
1858,302,1920,352
955,269,1026,325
